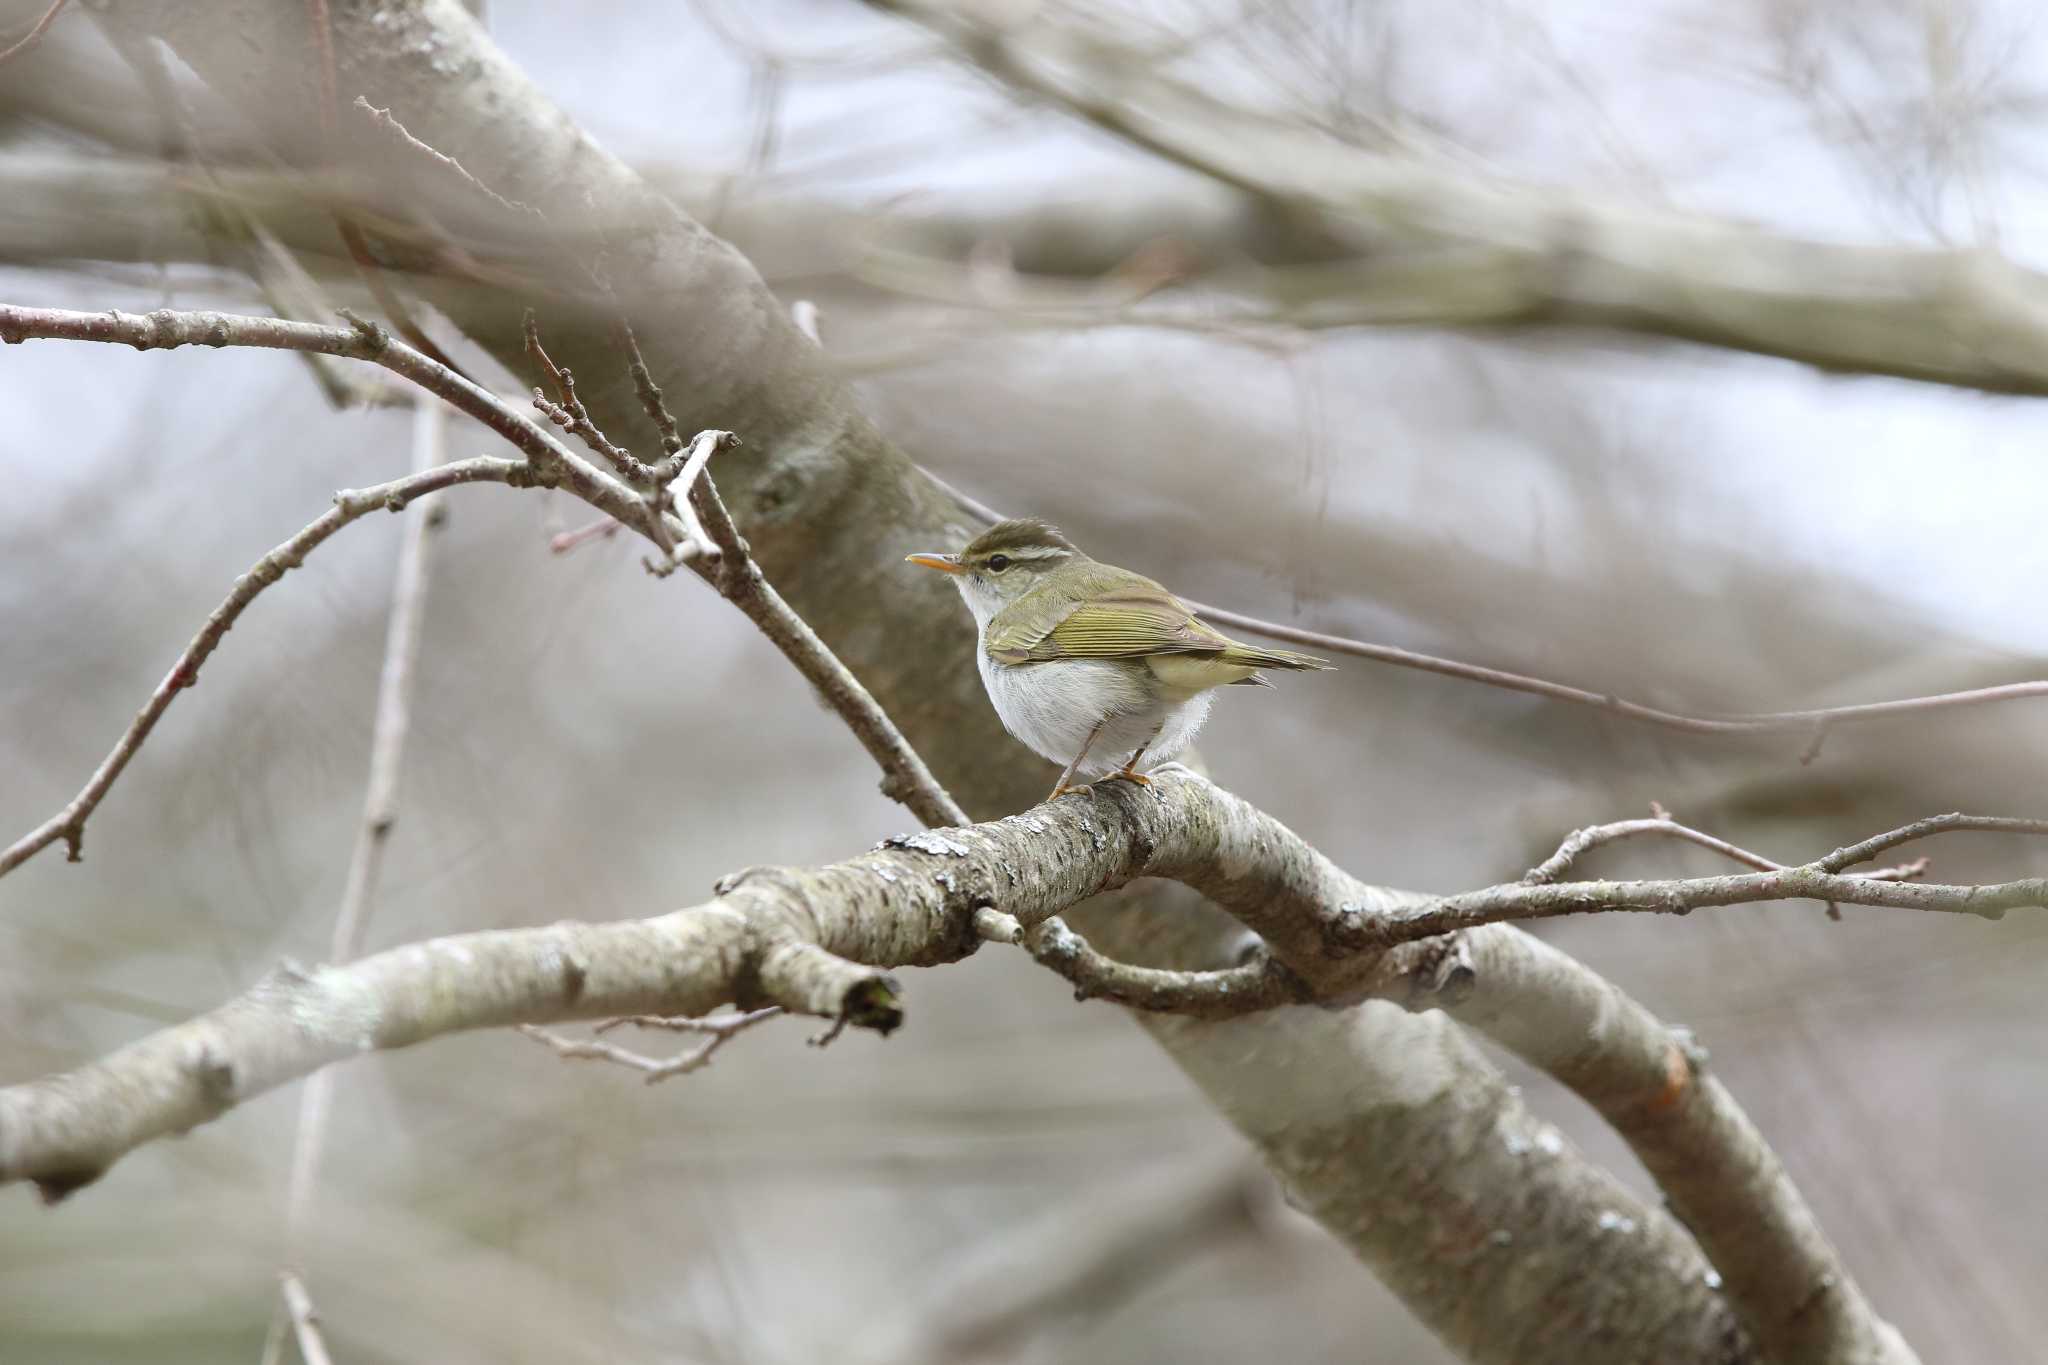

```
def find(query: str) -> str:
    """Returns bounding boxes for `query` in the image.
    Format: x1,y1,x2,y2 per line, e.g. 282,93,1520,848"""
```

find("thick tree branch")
867,0,2048,399
0,762,2026,1365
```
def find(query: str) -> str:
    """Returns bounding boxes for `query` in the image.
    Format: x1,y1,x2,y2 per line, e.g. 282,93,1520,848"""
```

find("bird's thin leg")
1049,721,1106,801
1107,725,1165,787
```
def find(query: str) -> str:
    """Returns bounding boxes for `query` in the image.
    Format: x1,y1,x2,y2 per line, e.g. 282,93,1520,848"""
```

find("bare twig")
613,319,684,455
1523,805,1931,922
926,469,2048,749
1816,812,2048,873
279,1272,336,1365
593,1007,783,1036
548,513,626,554
352,95,540,219
0,304,662,536
0,301,679,880
0,0,70,68
1526,814,1783,883
688,470,966,826
282,395,448,1247
304,0,473,383
0,454,525,879
677,447,969,828
864,1156,1268,1365
523,309,656,484
520,1006,780,1084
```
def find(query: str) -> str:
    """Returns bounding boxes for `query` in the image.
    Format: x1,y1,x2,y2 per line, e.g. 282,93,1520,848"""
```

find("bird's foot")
1047,781,1094,801
1106,768,1152,788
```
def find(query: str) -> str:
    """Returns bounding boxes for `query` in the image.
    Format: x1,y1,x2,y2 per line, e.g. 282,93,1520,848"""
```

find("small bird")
907,518,1332,800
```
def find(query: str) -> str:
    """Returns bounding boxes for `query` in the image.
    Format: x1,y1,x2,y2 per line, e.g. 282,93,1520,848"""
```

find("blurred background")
4,1,2048,1360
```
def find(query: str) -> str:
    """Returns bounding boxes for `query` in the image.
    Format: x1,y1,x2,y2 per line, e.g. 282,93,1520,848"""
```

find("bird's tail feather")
1218,643,1333,672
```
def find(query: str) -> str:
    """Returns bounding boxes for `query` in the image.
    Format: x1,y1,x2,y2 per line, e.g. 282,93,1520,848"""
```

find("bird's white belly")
977,650,1213,777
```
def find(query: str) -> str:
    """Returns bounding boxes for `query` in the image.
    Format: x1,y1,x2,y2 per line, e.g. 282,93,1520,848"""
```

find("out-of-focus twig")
303,0,475,383
598,320,970,828
863,1156,1271,1365
0,0,70,68
281,394,447,1244
278,1272,335,1365
353,95,540,219
519,1006,781,1084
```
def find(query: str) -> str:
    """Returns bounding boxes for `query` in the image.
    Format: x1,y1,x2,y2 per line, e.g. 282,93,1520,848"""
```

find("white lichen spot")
872,866,899,884
1535,1129,1563,1156
1504,1131,1532,1156
1595,1210,1638,1234
1703,1268,1723,1289
882,831,974,857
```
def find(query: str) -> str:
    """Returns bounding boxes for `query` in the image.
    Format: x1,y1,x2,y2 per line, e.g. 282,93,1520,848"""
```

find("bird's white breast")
973,628,1212,777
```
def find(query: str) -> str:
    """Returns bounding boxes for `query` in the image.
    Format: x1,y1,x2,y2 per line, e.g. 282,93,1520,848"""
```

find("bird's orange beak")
905,552,966,575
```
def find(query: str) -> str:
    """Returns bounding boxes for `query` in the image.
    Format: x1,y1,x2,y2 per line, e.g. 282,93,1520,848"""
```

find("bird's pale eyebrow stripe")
1004,546,1070,561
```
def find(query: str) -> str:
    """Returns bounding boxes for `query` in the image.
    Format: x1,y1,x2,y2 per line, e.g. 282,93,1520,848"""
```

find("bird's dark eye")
986,554,1011,572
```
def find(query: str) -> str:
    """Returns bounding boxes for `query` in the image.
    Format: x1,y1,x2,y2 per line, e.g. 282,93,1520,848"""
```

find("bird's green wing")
987,577,1227,665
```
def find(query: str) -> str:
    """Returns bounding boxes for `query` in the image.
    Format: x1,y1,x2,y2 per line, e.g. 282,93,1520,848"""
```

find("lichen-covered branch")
2,763,2024,1365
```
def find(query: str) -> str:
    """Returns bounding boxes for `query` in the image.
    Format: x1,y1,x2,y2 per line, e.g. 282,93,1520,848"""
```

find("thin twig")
0,454,525,878
549,514,626,554
1816,812,2048,873
281,395,448,1253
518,1007,780,1084
279,1272,336,1365
1526,815,1782,883
353,95,541,219
1524,804,1931,922
0,304,663,538
523,310,655,484
0,0,70,68
0,301,683,879
924,468,2048,749
594,1006,783,1036
613,319,684,455
681,461,968,827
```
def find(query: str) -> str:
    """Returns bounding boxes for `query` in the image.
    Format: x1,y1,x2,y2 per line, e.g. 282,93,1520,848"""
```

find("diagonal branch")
0,301,675,879
0,453,527,878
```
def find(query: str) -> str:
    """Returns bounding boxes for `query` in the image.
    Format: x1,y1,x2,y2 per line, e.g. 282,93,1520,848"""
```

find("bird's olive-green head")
905,518,1090,620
